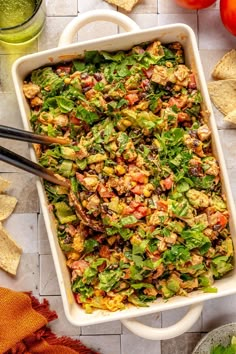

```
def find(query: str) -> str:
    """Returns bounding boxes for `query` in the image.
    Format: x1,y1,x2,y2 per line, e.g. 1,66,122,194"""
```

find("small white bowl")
193,323,236,354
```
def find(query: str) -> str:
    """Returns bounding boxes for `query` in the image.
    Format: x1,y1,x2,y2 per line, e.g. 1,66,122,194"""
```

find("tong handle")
0,146,69,187
0,125,70,145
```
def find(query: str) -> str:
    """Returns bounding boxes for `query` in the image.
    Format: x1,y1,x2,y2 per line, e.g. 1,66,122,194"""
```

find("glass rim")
0,0,43,31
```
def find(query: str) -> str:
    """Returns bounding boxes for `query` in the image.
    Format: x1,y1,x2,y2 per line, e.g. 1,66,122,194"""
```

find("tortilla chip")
0,195,17,221
207,79,236,116
0,176,11,193
0,222,22,275
212,50,236,80
104,0,139,12
224,109,236,125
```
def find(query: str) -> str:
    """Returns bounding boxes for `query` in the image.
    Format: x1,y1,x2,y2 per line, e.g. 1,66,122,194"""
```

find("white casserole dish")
12,10,236,340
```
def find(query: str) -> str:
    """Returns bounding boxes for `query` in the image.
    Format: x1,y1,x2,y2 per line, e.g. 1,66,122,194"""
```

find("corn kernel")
142,176,149,184
166,61,173,68
131,181,137,187
115,165,126,176
153,139,160,148
116,121,126,131
143,189,152,198
122,119,132,127
64,77,71,84
103,166,114,175
82,200,87,208
146,183,155,191
67,252,80,260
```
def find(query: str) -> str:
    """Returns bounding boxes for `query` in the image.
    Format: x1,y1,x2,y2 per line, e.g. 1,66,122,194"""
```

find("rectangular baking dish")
12,10,236,335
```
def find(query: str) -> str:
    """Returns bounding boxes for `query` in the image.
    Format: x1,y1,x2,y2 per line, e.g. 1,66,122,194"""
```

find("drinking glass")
0,0,46,44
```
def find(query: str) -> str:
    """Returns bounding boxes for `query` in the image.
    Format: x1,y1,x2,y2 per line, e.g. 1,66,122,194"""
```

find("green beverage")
0,0,46,44
0,0,36,28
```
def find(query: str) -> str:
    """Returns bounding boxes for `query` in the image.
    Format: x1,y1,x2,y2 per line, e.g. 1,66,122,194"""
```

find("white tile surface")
227,169,236,203
4,213,38,253
122,312,162,334
162,306,202,332
121,334,161,354
41,295,81,336
78,335,121,354
40,254,60,295
202,295,236,331
0,55,21,92
219,130,236,169
78,0,115,12
158,0,196,14
46,0,78,16
38,17,77,50
199,10,236,50
0,93,24,126
158,13,198,40
38,212,51,255
0,253,39,293
128,14,158,29
82,320,122,335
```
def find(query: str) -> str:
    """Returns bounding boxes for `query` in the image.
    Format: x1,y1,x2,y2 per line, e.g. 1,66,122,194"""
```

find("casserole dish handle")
58,9,140,47
121,302,203,340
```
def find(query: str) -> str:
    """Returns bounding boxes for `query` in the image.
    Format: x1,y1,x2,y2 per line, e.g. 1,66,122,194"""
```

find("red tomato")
99,245,111,259
125,93,139,106
131,184,144,195
131,172,148,184
161,176,173,190
216,212,228,229
220,0,236,36
97,183,115,198
174,0,216,9
70,116,81,125
188,73,197,89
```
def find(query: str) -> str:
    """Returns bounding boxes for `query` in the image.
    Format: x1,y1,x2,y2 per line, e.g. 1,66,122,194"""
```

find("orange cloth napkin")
0,287,99,354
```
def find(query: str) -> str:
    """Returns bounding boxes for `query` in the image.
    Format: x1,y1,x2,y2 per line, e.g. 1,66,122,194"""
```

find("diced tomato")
216,212,228,229
168,96,187,108
82,77,95,88
56,65,71,74
98,261,107,272
116,156,124,164
140,78,150,90
70,260,89,273
177,112,190,122
133,206,150,219
188,73,197,89
131,172,148,184
142,66,154,78
70,116,82,125
123,269,131,279
161,176,173,190
131,184,144,195
65,224,77,236
125,93,139,106
156,200,168,211
76,172,84,183
94,234,106,243
133,211,144,219
99,245,111,259
97,183,115,198
129,200,142,209
122,206,135,215
76,294,83,304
